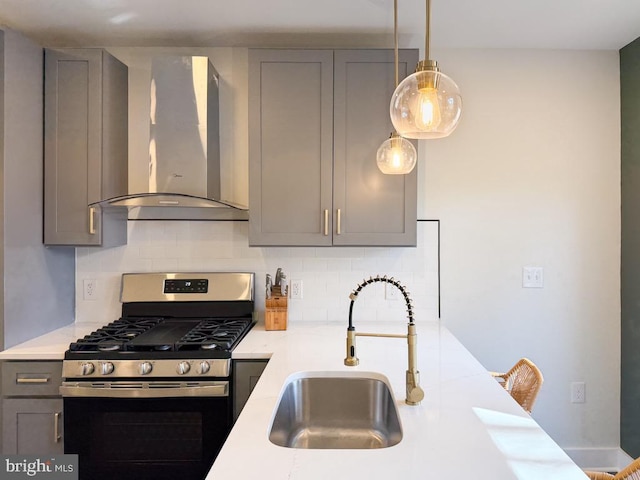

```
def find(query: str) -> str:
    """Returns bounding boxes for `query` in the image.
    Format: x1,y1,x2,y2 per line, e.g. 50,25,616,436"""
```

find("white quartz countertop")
214,321,588,480
0,322,105,360
0,320,588,479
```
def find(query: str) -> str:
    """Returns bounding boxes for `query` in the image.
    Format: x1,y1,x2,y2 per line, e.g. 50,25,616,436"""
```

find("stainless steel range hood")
93,55,247,220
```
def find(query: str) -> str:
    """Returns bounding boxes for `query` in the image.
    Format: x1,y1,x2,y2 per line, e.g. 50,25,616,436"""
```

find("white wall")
426,49,621,452
76,47,621,455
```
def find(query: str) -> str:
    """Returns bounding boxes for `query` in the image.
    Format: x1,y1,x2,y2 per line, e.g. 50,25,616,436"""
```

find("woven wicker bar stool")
585,473,615,480
490,357,544,414
584,457,640,479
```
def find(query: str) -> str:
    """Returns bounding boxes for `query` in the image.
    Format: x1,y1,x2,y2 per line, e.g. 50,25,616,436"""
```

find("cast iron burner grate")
68,317,253,353
176,318,253,351
69,317,164,352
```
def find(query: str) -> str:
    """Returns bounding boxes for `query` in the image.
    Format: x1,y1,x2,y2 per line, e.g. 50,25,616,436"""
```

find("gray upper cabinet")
249,49,334,246
248,48,418,247
332,50,418,246
44,48,128,247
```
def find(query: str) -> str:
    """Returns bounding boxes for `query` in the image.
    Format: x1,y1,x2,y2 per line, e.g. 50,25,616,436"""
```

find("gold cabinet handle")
16,377,50,384
54,412,62,443
336,209,341,235
323,209,329,236
88,207,96,235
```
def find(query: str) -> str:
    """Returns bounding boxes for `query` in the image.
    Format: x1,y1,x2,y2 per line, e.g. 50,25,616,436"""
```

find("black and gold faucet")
344,275,425,405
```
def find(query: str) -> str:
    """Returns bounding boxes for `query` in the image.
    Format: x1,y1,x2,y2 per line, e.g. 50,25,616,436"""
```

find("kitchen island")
222,321,588,480
0,320,588,479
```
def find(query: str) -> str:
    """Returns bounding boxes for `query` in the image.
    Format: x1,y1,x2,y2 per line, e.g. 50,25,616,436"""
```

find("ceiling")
1,0,639,50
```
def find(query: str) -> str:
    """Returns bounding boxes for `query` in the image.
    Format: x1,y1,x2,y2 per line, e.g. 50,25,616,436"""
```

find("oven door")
62,381,231,480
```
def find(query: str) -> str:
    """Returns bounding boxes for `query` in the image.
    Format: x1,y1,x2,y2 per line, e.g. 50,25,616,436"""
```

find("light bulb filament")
416,87,441,131
419,97,435,127
392,148,402,168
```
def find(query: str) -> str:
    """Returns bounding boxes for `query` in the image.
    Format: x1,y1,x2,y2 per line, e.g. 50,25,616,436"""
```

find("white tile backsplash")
75,221,439,326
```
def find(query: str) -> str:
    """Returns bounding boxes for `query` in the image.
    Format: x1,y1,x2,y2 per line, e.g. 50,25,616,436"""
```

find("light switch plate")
523,267,544,288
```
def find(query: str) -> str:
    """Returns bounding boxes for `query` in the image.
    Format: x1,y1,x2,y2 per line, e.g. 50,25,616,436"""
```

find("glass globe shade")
390,69,462,139
376,134,417,174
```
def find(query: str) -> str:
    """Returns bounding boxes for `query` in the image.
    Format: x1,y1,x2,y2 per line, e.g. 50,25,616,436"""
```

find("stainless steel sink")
268,372,402,449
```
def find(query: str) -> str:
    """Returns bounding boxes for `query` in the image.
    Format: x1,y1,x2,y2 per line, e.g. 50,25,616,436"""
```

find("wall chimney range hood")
93,55,247,220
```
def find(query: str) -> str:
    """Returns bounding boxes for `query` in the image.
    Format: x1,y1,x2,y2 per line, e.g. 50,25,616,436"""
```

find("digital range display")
164,279,208,294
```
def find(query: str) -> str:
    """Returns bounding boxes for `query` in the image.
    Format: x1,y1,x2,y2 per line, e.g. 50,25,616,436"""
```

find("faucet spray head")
344,328,359,366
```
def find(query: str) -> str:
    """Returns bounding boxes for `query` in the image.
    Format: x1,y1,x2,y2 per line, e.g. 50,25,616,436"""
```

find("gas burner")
68,317,166,353
175,317,253,352
98,345,121,352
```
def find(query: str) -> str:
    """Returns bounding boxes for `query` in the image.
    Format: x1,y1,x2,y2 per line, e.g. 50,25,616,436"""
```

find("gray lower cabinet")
1,361,63,454
2,399,63,455
44,48,128,247
233,360,268,421
248,48,418,247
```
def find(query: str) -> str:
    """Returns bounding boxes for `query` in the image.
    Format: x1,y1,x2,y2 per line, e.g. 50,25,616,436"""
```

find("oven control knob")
79,362,95,376
138,362,153,375
176,361,191,375
100,362,115,375
197,361,210,375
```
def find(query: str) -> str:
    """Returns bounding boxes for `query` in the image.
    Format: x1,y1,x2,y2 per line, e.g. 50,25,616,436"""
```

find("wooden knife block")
265,295,288,331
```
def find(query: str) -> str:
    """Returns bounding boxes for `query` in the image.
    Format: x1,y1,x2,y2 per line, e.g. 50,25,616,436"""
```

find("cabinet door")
233,360,268,421
333,49,418,246
249,49,334,246
44,49,103,246
2,399,63,454
44,49,128,247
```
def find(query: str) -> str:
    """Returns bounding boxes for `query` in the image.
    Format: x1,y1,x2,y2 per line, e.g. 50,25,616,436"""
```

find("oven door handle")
60,381,229,398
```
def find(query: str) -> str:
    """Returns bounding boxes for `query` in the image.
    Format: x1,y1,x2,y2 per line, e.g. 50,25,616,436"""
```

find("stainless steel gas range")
61,272,255,480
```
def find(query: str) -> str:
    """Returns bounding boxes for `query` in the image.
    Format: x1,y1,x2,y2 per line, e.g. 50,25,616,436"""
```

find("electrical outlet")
385,283,400,300
83,278,97,300
290,279,303,299
571,382,586,403
523,266,544,288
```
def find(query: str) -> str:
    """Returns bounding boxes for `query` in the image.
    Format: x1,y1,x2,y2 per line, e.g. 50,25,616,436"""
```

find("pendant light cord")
394,0,399,88
425,0,431,60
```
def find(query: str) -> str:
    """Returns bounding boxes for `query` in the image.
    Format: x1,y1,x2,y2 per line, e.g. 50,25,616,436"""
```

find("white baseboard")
564,447,634,472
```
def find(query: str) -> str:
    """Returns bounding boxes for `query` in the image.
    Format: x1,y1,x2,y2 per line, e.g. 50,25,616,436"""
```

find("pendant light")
376,0,417,175
390,0,462,139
